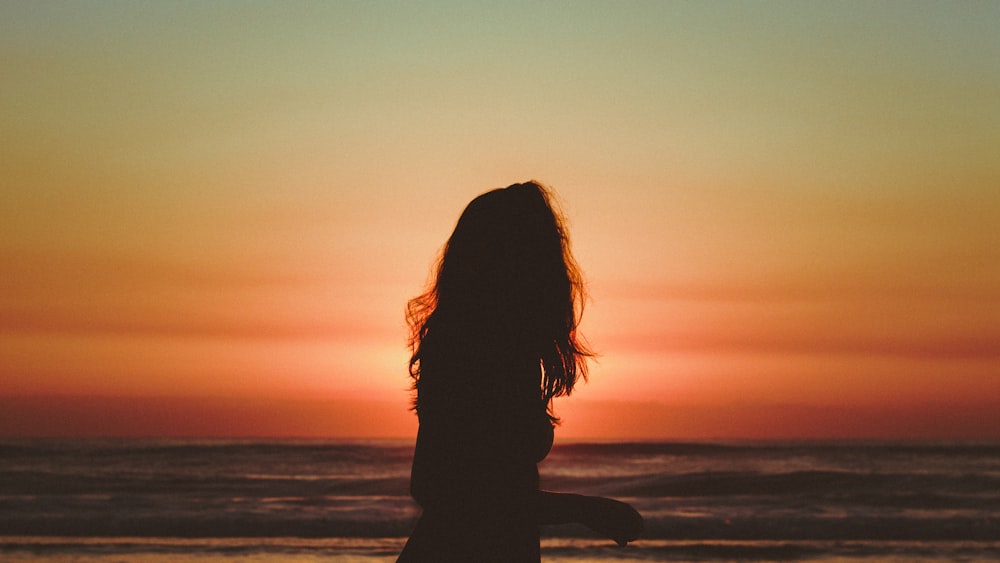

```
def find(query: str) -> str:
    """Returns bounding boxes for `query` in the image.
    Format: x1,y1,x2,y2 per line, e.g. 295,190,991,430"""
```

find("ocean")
1,439,998,562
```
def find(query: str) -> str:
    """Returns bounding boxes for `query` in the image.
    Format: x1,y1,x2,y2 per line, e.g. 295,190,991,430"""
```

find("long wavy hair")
407,181,591,417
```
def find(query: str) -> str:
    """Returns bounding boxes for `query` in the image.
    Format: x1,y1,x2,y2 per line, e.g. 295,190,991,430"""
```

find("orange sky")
2,2,998,439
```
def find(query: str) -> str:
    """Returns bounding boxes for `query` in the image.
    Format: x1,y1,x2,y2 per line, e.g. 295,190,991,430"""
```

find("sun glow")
2,2,998,438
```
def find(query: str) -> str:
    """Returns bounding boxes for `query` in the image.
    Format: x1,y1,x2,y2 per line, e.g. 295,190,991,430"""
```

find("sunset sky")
2,1,998,439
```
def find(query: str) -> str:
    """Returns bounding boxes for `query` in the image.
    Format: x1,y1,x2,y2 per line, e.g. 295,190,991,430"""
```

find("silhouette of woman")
397,182,643,562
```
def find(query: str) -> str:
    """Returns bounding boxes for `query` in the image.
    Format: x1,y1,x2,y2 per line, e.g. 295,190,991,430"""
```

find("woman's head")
408,181,590,403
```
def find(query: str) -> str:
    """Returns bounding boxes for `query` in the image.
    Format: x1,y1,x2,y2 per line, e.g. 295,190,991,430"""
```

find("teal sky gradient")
2,1,998,437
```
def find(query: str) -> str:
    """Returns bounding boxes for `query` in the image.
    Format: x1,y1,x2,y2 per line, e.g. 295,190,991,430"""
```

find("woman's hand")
537,491,643,546
580,496,644,547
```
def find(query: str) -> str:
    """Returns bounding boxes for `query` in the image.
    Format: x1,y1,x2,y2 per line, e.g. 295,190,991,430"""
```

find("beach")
3,537,999,562
2,439,998,561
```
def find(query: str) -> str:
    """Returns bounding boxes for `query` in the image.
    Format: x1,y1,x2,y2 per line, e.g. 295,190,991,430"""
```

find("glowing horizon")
2,2,998,439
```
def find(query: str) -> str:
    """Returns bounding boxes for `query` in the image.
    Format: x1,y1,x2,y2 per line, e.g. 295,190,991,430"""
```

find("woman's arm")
537,491,644,546
536,491,587,524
